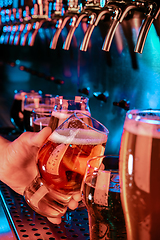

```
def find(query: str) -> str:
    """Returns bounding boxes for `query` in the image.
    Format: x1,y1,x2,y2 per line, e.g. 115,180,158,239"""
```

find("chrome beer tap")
63,0,104,50
0,9,12,44
28,0,50,46
80,0,120,52
9,8,22,45
49,0,80,49
102,0,143,52
80,0,148,52
13,8,26,45
135,1,159,54
19,6,33,46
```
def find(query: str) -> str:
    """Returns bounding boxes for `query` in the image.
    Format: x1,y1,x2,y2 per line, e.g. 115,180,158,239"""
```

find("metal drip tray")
0,181,90,240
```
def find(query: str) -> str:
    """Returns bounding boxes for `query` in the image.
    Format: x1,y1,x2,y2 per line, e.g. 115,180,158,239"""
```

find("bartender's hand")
0,127,81,224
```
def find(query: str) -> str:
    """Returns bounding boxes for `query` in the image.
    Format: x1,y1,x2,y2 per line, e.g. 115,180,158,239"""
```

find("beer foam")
15,92,26,100
49,128,107,145
52,111,70,119
124,110,160,138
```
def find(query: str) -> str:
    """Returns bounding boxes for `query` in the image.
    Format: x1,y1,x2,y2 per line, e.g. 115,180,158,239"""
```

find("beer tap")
102,0,146,52
13,8,26,45
3,9,13,44
80,1,121,52
49,0,80,49
0,9,12,44
63,0,104,50
135,1,159,54
9,8,22,45
19,6,33,46
28,0,50,46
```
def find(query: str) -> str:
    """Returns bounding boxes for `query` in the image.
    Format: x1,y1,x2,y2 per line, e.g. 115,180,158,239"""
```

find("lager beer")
119,109,160,240
24,112,108,218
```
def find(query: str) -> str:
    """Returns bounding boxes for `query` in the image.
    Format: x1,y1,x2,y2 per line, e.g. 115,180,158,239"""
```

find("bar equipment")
80,0,150,52
24,112,108,218
119,109,160,240
82,155,126,239
63,0,108,51
10,90,42,132
49,0,80,49
134,1,159,53
27,0,50,46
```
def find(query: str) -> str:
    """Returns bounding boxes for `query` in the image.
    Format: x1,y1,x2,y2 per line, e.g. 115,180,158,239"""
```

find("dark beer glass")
10,90,42,131
24,112,108,218
119,109,160,240
82,155,126,240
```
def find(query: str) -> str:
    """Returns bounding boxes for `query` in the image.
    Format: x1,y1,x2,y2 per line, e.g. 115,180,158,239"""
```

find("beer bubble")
136,190,141,196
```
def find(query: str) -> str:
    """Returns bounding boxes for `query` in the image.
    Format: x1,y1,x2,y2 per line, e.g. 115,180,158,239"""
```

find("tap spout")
13,23,25,45
63,13,88,50
50,15,71,49
28,19,47,46
80,10,110,51
20,22,34,46
135,3,159,54
102,2,142,52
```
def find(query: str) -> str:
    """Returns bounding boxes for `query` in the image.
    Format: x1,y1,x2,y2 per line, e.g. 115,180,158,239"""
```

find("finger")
47,217,62,225
72,193,82,202
68,199,79,210
30,127,52,147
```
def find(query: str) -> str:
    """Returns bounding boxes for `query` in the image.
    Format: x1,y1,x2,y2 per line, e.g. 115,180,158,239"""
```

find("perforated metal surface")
0,181,90,240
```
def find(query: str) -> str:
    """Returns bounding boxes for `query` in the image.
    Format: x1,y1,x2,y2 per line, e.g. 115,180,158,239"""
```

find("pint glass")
82,155,126,240
10,90,42,131
24,112,108,218
119,109,160,240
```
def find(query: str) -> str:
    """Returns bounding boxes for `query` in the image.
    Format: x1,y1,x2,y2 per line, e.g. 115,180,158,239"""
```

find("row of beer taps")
0,0,159,53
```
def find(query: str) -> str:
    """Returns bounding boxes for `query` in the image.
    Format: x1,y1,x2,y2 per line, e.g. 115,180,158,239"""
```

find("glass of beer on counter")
32,105,53,132
23,94,55,132
48,95,91,132
10,90,42,132
24,112,108,218
119,109,160,240
82,155,126,240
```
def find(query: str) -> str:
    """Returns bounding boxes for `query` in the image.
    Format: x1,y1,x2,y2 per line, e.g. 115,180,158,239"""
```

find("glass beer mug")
24,112,109,218
82,155,126,240
119,109,160,240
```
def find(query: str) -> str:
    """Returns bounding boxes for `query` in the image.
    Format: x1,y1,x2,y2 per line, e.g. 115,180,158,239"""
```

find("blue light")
100,0,105,7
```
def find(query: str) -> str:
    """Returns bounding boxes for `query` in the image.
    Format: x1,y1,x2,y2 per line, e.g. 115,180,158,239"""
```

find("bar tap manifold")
135,1,159,54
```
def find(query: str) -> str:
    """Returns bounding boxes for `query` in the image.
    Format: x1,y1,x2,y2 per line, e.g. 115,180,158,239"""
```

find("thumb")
30,127,52,148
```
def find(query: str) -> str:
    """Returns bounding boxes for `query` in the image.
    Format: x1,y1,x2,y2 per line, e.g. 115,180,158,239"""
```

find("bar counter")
0,180,90,240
